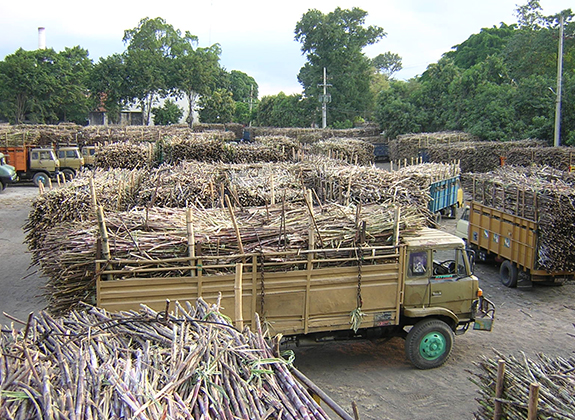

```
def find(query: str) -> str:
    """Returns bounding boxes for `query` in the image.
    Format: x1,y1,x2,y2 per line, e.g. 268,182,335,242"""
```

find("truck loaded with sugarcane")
93,198,494,370
456,166,575,287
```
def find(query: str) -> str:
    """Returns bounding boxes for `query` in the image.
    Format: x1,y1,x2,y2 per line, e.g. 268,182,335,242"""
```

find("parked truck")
56,145,84,179
96,227,494,369
0,152,18,191
428,176,464,220
0,144,60,187
456,201,575,287
81,145,97,168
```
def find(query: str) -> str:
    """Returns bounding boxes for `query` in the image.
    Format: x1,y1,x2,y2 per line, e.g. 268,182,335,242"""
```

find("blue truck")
428,176,464,221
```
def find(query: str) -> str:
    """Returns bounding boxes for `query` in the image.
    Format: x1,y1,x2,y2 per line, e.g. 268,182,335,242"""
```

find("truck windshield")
432,249,467,278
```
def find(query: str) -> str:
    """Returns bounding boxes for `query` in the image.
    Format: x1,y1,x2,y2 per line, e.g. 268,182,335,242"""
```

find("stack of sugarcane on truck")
391,159,464,221
455,166,575,288
93,192,494,369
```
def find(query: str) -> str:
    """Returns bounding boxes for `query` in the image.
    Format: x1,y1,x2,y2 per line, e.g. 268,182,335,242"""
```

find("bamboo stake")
528,383,540,420
234,263,244,330
225,195,244,255
186,208,196,277
494,359,505,420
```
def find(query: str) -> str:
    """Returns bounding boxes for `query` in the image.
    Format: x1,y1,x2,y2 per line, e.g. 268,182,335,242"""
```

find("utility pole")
554,14,564,147
317,67,332,129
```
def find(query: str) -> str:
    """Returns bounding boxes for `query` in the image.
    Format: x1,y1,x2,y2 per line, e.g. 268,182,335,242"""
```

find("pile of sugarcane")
470,350,575,420
462,165,575,272
388,131,479,162
0,123,83,147
32,201,426,314
505,146,575,172
426,140,545,173
25,158,445,259
248,125,381,144
94,142,153,169
24,168,147,251
0,299,330,419
309,138,375,165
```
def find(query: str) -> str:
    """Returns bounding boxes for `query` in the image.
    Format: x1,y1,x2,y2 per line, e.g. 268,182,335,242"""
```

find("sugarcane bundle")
505,146,575,171
309,138,375,165
32,201,426,314
135,161,304,208
462,165,575,272
388,131,479,162
94,141,153,169
162,136,235,164
249,125,381,144
0,299,331,419
255,135,304,156
471,350,575,420
24,168,147,252
426,139,544,173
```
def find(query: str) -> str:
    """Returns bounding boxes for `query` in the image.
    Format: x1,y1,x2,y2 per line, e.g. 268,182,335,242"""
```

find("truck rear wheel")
0,180,5,191
500,260,518,288
405,319,454,369
32,172,49,187
61,169,75,181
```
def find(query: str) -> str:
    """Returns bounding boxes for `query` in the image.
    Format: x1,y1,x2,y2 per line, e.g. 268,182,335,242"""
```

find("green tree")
444,24,516,69
0,47,92,124
256,93,316,127
173,38,221,127
199,88,235,123
229,70,258,102
295,7,386,124
152,99,183,125
372,52,403,77
0,48,51,123
123,17,182,125
87,54,128,123
51,46,92,124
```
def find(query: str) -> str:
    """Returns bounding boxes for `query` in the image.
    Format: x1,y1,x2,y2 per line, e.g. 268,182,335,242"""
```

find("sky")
0,0,572,98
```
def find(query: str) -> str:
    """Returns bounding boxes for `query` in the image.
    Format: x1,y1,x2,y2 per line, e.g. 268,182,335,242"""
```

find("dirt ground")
1,184,574,420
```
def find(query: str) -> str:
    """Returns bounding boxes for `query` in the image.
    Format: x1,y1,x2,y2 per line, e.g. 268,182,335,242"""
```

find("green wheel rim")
419,332,446,360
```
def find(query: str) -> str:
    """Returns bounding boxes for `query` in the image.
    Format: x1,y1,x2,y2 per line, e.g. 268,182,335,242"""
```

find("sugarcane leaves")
247,350,296,386
350,307,365,333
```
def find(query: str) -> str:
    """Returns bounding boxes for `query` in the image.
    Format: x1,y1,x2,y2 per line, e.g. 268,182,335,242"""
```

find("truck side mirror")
466,249,476,273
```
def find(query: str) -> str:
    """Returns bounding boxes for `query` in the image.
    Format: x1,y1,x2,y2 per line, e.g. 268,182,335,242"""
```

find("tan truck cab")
57,146,84,179
81,145,96,168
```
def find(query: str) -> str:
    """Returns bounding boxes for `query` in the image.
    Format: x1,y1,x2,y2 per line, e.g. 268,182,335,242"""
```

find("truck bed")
469,202,537,271
97,246,404,336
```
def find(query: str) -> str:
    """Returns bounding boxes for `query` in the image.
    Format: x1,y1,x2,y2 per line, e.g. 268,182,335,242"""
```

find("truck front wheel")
500,260,518,288
32,172,49,187
0,180,5,191
405,319,454,369
61,168,75,181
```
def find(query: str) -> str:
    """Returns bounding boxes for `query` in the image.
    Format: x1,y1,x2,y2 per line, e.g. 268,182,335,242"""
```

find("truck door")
429,248,474,315
404,250,431,308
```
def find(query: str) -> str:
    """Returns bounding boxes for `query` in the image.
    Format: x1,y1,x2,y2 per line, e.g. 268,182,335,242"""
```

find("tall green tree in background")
295,7,386,126
375,1,575,145
122,17,182,125
87,54,128,123
173,37,222,127
0,47,92,124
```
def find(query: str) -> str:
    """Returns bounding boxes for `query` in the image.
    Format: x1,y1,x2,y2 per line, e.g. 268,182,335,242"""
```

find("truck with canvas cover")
96,227,494,369
0,144,60,187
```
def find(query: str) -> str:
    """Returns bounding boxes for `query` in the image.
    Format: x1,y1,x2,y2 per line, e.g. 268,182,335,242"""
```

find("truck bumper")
472,297,496,331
